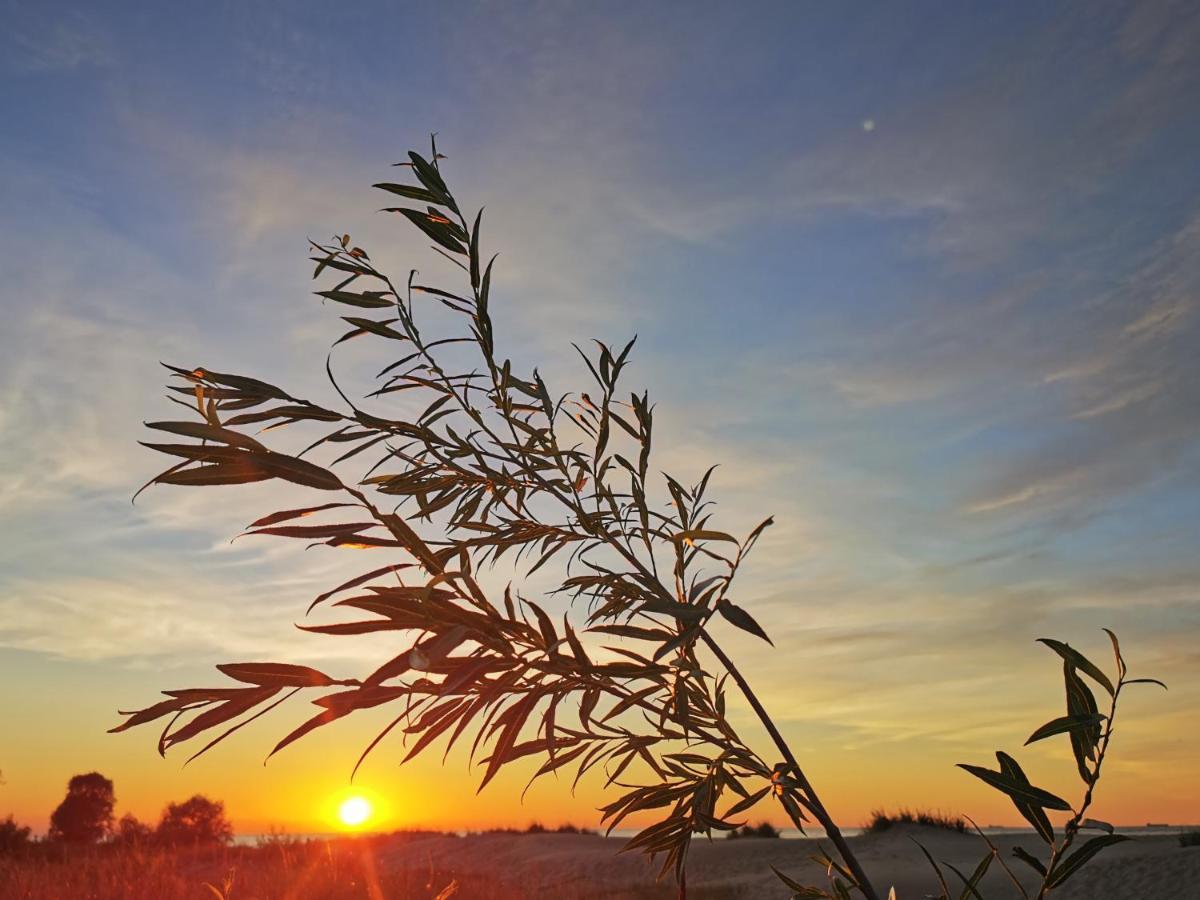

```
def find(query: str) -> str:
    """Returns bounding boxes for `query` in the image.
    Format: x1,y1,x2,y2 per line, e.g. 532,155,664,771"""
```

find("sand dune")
375,826,1199,899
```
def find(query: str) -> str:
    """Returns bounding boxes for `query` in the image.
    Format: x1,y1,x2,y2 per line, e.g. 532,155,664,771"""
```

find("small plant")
1180,831,1200,849
884,632,1160,900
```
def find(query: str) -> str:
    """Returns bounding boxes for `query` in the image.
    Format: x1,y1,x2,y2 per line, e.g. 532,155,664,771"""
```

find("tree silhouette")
0,816,32,855
48,772,114,844
155,795,232,847
113,813,154,846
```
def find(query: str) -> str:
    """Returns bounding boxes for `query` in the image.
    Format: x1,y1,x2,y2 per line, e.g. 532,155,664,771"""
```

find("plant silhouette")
113,140,1166,899
49,772,115,845
156,795,233,847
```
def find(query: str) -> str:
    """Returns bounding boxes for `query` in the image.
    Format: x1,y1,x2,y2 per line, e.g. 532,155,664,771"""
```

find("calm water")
234,825,1195,846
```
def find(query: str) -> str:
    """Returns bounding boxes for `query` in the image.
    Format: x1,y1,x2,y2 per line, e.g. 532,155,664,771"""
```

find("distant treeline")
0,771,231,854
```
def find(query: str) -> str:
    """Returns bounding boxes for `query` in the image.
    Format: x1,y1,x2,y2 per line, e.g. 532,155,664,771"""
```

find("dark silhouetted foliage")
113,140,1170,900
864,809,966,834
0,816,32,855
725,822,780,839
113,813,154,846
155,795,232,847
48,772,114,844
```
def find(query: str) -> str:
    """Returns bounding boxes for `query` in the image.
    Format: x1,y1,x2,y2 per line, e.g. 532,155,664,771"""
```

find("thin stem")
354,203,880,897
965,815,1029,900
699,632,880,900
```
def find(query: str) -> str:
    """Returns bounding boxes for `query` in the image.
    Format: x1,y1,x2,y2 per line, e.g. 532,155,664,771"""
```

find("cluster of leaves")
155,796,234,847
0,816,32,856
874,633,1159,900
774,633,1165,900
112,141,1168,900
112,139,877,898
48,773,115,845
954,633,1164,899
112,797,232,849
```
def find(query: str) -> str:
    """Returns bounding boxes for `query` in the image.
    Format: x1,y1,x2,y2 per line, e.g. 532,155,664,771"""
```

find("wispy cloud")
5,12,113,72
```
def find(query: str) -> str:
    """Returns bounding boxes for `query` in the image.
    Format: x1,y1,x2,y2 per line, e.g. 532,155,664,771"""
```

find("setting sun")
337,796,372,829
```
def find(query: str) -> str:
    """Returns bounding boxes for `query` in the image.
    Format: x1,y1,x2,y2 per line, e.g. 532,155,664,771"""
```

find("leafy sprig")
114,138,881,898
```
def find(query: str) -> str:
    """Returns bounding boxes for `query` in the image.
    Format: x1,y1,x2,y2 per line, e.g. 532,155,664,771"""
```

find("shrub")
112,813,154,847
1180,831,1200,848
155,795,232,847
553,824,596,835
863,809,966,834
0,815,32,855
48,772,115,844
726,822,780,840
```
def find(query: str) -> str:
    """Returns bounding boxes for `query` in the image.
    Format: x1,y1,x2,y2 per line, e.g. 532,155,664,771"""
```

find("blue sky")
1,1,1197,829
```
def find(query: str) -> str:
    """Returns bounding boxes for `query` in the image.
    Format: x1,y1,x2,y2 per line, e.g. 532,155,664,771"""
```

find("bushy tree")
155,795,232,847
48,772,114,844
113,812,154,846
0,815,32,855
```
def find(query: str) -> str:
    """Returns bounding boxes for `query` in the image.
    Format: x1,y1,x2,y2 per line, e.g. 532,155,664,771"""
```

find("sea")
232,824,1195,846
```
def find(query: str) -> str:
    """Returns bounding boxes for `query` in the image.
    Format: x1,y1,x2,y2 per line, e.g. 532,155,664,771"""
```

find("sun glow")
337,795,373,828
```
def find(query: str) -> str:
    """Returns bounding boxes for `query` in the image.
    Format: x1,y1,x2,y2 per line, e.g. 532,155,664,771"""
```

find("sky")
1,0,1198,836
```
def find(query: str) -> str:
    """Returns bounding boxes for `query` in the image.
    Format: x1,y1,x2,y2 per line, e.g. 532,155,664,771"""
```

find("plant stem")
699,632,880,900
1034,682,1122,900
391,203,880,898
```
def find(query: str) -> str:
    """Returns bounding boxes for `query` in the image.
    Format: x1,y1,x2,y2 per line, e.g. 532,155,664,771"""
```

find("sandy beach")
372,826,1199,899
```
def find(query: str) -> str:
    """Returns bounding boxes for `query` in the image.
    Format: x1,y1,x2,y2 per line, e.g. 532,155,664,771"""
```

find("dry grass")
0,837,492,900
0,836,738,900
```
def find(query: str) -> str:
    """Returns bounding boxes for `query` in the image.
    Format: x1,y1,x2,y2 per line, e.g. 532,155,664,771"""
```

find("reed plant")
114,139,1165,900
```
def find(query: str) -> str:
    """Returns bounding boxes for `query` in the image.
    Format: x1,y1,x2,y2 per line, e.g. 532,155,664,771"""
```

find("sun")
337,795,373,829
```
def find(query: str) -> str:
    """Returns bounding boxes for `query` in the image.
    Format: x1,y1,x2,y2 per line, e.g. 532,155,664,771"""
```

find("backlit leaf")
956,764,1072,811
716,600,772,645
1038,638,1115,696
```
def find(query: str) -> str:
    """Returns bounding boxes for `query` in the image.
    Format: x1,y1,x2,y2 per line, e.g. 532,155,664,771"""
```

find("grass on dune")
863,809,967,835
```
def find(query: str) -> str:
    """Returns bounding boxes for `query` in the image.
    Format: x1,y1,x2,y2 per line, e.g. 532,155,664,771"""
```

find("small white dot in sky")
862,119,876,132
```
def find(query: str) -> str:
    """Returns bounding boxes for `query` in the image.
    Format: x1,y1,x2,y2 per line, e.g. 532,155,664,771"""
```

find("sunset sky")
1,1,1198,836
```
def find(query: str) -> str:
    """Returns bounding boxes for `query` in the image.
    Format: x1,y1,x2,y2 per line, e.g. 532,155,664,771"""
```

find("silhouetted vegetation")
112,140,1171,900
155,795,232,847
864,809,966,834
0,815,32,855
112,813,154,847
48,772,114,845
521,822,597,835
908,634,1165,900
725,822,780,839
1180,831,1200,848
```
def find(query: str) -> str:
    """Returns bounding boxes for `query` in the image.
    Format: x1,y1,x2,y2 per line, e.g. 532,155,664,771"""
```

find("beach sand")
374,826,1199,898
